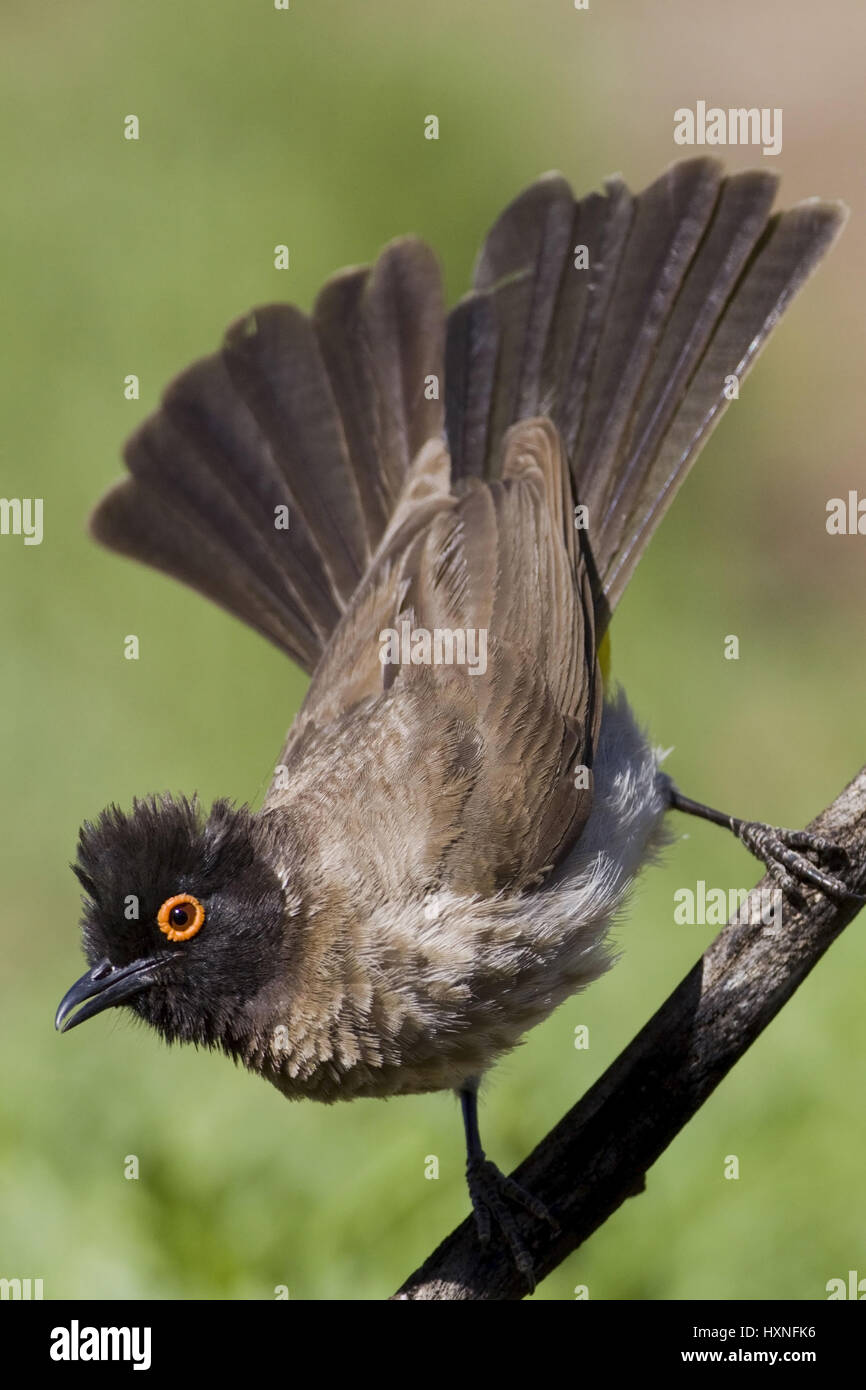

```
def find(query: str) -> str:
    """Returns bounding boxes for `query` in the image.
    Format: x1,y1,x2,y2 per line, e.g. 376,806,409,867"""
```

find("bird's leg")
459,1078,559,1292
667,784,860,901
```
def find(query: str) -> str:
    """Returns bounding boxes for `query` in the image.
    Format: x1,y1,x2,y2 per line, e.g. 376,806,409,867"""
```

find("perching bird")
56,158,851,1285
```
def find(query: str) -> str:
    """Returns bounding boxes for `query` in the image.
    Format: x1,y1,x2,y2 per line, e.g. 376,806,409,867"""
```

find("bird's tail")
90,160,845,671
445,157,846,627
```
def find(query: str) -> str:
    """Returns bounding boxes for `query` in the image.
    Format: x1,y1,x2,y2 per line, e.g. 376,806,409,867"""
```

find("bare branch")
394,765,866,1300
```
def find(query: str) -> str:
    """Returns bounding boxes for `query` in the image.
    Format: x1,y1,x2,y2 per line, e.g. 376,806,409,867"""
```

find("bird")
56,157,852,1287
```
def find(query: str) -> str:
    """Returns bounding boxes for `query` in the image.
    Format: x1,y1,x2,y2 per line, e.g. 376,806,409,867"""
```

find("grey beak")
55,956,161,1033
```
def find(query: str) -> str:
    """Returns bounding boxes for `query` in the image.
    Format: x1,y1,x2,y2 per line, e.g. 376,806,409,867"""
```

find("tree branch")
393,765,866,1300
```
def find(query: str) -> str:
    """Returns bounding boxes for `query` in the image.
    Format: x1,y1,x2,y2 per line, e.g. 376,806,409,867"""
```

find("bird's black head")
56,795,287,1049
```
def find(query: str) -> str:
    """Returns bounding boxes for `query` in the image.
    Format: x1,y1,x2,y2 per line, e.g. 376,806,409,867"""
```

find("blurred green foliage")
1,0,863,1301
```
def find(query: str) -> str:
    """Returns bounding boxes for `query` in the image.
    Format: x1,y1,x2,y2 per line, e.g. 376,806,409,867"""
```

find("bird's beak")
55,956,161,1033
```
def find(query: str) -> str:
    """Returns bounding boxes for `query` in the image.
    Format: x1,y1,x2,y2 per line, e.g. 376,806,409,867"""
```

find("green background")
1,0,864,1301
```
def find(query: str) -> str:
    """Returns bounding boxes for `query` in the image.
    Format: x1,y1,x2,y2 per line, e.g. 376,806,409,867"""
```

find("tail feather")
91,160,845,675
444,291,498,480
92,474,326,670
313,238,445,550
446,158,847,621
539,177,635,460
600,196,845,606
221,305,370,603
90,238,445,674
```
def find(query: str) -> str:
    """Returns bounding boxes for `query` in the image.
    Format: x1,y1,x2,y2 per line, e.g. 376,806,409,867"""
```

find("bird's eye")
157,893,205,942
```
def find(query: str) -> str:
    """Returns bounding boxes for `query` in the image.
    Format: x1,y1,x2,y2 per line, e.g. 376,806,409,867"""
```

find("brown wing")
266,418,600,892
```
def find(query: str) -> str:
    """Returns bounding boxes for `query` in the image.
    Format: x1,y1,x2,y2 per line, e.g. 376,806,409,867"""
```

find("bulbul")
57,158,852,1285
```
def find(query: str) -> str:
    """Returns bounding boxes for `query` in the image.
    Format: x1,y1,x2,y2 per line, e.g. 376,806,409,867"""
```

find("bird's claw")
735,821,857,901
466,1154,558,1292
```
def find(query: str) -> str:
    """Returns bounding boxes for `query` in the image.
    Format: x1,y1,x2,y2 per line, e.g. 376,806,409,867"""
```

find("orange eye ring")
157,893,205,942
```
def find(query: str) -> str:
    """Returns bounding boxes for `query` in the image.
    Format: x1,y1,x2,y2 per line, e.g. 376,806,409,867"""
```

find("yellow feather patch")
598,630,612,683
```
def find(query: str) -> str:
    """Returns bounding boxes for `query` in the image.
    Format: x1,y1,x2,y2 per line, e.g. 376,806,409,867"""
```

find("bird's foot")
466,1153,559,1292
667,786,862,903
734,820,854,901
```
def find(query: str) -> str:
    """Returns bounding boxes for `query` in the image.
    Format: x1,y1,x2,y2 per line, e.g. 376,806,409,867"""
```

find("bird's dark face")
56,795,287,1049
